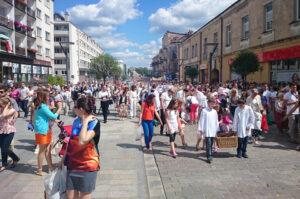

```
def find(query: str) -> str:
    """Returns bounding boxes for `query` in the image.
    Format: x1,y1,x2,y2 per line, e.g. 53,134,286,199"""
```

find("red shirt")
142,102,155,120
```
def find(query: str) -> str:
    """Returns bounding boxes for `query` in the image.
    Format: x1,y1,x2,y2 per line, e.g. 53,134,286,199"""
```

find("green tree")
89,54,121,81
231,51,259,81
47,75,66,86
185,67,199,83
135,67,151,77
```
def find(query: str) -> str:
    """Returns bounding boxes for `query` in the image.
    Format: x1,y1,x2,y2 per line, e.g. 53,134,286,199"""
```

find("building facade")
0,0,54,85
151,31,191,80
54,13,104,84
179,0,300,83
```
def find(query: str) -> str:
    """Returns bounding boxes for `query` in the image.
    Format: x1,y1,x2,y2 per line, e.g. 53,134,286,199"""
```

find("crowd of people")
0,80,299,198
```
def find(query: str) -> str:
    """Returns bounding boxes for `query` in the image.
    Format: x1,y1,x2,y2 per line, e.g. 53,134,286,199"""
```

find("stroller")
51,121,72,157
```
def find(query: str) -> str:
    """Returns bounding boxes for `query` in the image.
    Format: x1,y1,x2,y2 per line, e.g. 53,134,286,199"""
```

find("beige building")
151,31,191,80
179,0,300,83
0,0,54,85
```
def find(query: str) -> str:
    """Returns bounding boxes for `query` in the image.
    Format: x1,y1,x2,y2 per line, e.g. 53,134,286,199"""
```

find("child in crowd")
198,98,219,163
165,99,180,158
177,99,188,148
219,108,233,133
275,93,288,135
233,99,255,158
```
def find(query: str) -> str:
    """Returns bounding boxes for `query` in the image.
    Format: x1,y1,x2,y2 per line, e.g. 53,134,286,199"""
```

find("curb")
141,139,167,199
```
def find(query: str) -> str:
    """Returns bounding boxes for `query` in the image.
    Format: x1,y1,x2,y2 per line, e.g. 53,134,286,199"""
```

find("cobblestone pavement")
151,124,300,199
0,102,149,199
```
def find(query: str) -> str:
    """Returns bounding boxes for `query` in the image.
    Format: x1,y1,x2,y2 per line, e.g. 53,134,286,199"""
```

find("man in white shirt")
284,83,299,143
149,84,160,111
99,85,112,123
233,99,255,158
198,98,219,163
20,82,30,118
160,89,174,135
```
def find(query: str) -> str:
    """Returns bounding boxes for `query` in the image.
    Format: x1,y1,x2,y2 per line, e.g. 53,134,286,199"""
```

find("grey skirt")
67,170,98,193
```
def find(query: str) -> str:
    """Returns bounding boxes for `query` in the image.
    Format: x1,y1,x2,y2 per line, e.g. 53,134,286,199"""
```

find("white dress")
167,110,179,134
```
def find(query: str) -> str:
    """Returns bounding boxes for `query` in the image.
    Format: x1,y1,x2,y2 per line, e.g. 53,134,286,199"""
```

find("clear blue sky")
54,0,237,67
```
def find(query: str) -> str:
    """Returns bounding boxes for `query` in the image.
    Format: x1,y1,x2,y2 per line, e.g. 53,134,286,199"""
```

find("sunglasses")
0,91,4,93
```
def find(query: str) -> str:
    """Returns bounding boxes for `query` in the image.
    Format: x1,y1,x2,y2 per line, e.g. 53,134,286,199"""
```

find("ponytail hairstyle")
167,99,177,111
76,96,95,114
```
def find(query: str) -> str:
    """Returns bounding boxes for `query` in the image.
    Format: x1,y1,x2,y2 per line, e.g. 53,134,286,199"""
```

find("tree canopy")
135,67,151,77
185,67,198,83
48,75,65,86
89,54,122,81
231,51,259,81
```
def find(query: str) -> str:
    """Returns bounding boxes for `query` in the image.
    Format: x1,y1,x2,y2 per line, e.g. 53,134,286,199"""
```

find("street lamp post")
58,41,74,84
205,42,218,84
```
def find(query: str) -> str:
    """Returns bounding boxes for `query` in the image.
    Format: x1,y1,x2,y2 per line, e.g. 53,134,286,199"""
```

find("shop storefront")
200,64,208,83
0,61,51,85
257,45,300,84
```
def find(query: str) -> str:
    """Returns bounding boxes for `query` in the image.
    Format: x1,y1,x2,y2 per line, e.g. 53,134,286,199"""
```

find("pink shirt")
0,110,16,134
11,90,20,100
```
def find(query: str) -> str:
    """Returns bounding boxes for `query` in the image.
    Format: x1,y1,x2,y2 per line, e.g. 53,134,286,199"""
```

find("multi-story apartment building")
54,13,104,84
179,0,300,83
151,31,191,80
0,0,54,85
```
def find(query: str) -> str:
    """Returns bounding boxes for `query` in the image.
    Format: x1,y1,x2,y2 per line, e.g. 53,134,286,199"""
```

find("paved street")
1,104,300,199
151,124,300,199
0,103,148,199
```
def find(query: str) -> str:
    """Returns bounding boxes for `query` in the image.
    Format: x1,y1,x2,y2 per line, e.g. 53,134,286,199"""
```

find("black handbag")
108,99,113,105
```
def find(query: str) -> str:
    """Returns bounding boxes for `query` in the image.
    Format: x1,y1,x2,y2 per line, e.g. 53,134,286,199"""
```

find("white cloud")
67,0,142,27
149,0,237,34
111,40,161,67
66,0,142,51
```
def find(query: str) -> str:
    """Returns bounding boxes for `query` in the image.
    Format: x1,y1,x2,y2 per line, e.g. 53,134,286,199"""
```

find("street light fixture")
58,41,74,84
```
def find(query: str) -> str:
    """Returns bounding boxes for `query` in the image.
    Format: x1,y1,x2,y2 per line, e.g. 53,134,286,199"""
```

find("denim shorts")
67,170,98,193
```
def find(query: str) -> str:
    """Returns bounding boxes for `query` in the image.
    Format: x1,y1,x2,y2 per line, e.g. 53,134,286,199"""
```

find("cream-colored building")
180,0,300,83
0,0,54,85
54,13,104,84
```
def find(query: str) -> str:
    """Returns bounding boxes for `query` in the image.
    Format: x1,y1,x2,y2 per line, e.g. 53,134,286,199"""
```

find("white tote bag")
44,167,67,199
136,126,142,141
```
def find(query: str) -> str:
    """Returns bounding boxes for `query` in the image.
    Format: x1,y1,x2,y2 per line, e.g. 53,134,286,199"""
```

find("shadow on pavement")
14,145,35,152
117,143,143,152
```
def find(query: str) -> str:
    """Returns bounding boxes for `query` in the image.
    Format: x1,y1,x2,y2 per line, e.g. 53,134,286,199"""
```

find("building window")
37,27,42,37
242,16,249,40
192,45,194,58
226,25,231,46
45,31,50,41
213,32,218,56
45,14,50,24
195,44,198,58
297,0,300,21
265,3,273,31
45,48,50,57
62,71,67,75
37,45,42,55
36,9,41,18
55,71,58,75
184,48,189,59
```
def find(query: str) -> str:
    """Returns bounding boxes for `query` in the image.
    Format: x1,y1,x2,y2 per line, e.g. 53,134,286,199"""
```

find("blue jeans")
237,136,249,156
20,99,29,117
0,133,19,167
206,137,215,160
142,120,154,149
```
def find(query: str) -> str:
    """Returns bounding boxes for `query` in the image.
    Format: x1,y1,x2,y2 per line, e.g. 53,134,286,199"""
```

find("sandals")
36,169,46,176
10,160,19,168
0,166,7,172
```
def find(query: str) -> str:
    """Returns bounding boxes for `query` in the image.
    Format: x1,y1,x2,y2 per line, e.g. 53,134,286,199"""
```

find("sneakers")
171,150,178,158
242,153,248,158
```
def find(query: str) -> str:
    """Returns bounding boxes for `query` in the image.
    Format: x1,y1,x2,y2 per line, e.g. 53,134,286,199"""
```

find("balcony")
4,0,13,5
27,48,36,59
0,40,9,51
27,7,35,18
15,0,26,13
16,46,26,56
14,25,26,35
54,30,69,35
0,15,13,29
27,30,36,38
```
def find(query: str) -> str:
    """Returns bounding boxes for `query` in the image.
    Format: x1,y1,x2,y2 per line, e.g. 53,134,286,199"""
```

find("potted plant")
14,21,21,31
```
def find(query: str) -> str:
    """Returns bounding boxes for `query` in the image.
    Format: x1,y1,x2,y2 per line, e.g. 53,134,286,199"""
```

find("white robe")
198,107,219,137
196,91,207,108
233,105,255,138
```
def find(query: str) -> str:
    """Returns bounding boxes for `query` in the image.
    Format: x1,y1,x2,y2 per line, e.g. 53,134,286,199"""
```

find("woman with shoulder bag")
138,94,162,153
57,96,100,199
